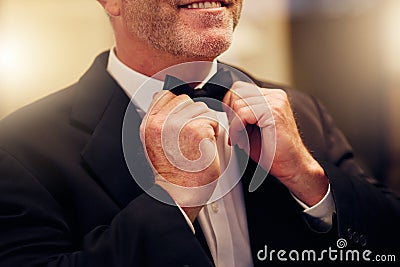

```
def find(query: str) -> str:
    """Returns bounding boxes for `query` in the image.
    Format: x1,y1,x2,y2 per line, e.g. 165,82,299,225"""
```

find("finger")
229,107,253,136
249,103,275,128
261,88,288,97
236,103,274,127
148,90,177,115
223,82,263,120
222,89,234,110
222,82,250,109
152,91,162,100
152,93,193,117
165,102,219,140
232,96,268,113
228,102,274,143
175,104,219,138
197,110,219,139
173,101,210,119
230,81,263,100
229,97,262,131
163,94,193,113
238,105,258,126
228,116,248,149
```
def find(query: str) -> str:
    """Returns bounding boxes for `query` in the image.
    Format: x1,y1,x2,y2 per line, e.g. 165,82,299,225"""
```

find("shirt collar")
106,47,218,113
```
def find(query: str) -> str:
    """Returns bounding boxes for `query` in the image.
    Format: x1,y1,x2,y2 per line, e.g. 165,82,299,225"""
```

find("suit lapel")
70,52,151,208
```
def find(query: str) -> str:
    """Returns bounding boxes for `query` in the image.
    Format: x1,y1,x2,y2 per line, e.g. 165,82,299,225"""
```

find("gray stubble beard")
123,0,241,59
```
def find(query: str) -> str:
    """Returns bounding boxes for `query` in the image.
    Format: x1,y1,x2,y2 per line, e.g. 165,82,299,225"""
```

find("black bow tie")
163,70,233,112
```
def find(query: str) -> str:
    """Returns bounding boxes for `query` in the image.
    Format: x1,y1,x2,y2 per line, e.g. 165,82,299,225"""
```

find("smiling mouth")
179,1,227,9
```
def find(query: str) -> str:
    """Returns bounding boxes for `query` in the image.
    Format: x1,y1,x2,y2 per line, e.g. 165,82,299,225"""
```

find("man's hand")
140,91,220,222
223,82,329,206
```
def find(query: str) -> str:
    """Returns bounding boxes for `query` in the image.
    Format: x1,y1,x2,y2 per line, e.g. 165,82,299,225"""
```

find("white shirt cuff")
291,184,336,231
177,204,196,234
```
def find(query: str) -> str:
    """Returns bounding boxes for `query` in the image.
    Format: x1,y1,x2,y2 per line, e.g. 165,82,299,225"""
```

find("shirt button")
211,202,219,213
347,228,353,240
360,235,367,247
353,232,360,243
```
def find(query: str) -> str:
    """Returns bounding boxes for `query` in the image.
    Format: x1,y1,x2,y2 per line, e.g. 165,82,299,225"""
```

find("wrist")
155,175,217,212
282,155,329,206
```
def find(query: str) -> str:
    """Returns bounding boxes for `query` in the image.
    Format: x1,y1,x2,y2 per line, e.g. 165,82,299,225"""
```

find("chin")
184,35,232,60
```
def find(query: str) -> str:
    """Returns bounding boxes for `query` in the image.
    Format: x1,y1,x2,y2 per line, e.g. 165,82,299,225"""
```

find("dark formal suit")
0,52,399,267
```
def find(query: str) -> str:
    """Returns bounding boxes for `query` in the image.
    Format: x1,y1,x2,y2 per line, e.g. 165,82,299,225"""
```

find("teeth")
185,1,222,9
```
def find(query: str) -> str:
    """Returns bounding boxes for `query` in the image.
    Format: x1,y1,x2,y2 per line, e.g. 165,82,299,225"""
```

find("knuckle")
193,101,209,110
237,106,248,117
163,117,180,132
177,94,192,102
210,120,219,132
186,118,216,135
182,122,200,138
232,99,242,111
232,81,247,89
268,89,290,110
275,89,289,101
148,116,164,131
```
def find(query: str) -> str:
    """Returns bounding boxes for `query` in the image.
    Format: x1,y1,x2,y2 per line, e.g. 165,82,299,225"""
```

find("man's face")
122,0,243,59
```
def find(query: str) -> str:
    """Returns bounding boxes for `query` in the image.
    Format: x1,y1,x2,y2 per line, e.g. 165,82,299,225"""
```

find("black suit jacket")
0,52,399,267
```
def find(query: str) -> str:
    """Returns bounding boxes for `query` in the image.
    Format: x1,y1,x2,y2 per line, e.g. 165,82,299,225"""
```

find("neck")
115,36,216,82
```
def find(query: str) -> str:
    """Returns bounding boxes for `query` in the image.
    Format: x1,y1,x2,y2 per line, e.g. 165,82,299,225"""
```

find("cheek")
122,0,157,24
232,1,243,28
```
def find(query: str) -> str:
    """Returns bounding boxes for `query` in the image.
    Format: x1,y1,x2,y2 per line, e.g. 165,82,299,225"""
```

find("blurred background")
0,0,399,192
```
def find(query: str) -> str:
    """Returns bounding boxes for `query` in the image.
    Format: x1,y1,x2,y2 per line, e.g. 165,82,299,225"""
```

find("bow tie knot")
163,70,233,112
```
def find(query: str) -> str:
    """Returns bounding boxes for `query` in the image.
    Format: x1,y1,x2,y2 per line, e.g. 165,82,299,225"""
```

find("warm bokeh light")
0,35,37,84
0,0,114,117
380,0,400,192
0,41,21,74
380,0,400,82
220,0,292,83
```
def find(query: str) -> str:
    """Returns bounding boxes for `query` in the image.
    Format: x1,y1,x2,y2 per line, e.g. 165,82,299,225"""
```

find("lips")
179,1,228,9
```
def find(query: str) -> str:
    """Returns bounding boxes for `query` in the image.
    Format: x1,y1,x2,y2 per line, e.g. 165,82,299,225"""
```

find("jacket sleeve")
0,149,213,267
313,98,400,251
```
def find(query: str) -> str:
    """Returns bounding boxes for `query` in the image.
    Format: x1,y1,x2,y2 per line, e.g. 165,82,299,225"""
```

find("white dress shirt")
106,48,335,267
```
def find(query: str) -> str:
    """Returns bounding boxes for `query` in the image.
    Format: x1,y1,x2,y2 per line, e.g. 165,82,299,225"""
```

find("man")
0,0,399,266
